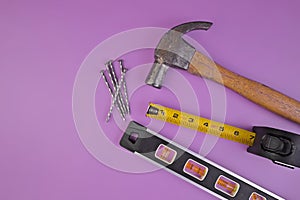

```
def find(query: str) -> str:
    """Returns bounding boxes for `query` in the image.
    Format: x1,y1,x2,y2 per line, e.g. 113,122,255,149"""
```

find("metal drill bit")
106,61,128,114
118,60,130,114
100,70,125,120
106,69,126,122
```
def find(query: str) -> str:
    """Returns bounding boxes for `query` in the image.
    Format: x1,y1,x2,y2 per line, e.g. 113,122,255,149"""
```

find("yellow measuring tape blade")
146,103,256,146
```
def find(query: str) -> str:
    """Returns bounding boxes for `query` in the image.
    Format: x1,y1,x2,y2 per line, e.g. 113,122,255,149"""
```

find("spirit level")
146,103,300,168
120,121,285,200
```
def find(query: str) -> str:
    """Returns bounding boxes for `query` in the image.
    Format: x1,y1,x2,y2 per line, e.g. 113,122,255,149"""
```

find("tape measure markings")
146,103,256,146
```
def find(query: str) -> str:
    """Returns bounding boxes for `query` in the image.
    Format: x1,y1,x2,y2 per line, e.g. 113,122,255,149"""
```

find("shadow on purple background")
1,1,300,200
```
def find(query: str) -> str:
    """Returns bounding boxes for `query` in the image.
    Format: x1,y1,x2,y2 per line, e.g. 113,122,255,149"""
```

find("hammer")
146,21,300,124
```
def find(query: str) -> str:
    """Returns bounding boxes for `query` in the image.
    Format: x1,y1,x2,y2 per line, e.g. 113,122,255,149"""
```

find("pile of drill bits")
100,60,130,122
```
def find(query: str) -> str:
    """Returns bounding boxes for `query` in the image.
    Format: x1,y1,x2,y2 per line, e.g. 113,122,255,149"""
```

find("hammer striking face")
145,21,300,124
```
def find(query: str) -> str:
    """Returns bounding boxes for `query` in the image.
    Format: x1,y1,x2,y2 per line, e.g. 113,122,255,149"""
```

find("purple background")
1,1,300,200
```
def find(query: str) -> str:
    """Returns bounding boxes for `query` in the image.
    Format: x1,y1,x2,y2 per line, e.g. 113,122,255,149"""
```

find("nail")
100,70,125,120
118,60,130,114
105,61,127,115
106,69,126,122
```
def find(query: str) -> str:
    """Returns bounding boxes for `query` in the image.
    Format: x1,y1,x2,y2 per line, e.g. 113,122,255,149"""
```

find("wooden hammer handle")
188,51,300,124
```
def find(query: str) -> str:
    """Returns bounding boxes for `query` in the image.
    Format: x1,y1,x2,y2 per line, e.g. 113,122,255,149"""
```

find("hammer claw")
172,21,213,35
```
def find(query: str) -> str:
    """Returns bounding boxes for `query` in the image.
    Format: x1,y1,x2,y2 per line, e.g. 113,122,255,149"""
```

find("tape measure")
120,121,284,200
146,103,256,146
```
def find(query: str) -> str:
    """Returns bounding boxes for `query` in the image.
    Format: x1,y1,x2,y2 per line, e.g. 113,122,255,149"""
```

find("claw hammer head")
145,21,213,88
